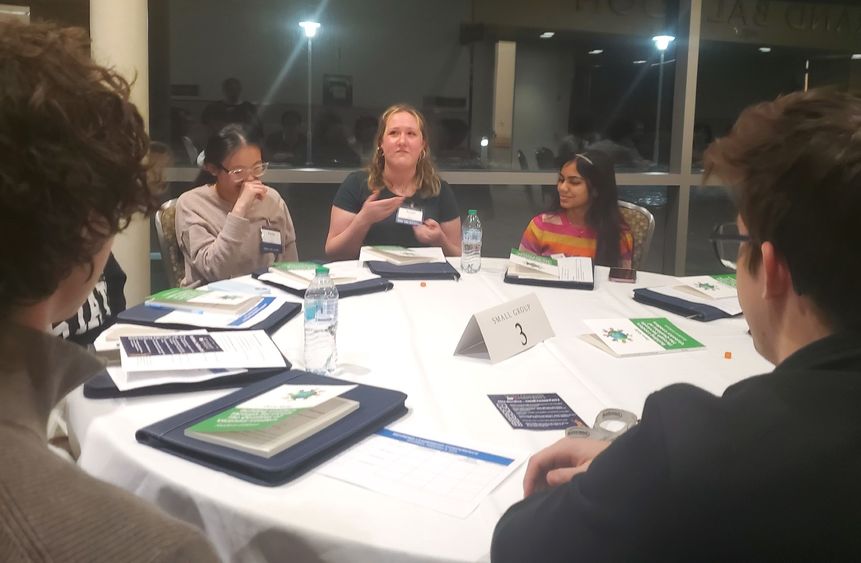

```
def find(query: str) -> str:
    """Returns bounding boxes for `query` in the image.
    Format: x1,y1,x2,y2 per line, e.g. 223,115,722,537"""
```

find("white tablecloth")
67,259,771,562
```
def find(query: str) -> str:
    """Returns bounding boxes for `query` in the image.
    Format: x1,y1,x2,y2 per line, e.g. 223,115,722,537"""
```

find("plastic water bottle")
461,209,482,273
304,266,338,375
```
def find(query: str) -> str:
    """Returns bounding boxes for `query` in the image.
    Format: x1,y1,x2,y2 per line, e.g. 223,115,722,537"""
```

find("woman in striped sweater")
519,151,633,268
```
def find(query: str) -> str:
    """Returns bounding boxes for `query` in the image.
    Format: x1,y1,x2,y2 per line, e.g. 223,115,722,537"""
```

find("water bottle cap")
468,209,477,215
315,266,330,275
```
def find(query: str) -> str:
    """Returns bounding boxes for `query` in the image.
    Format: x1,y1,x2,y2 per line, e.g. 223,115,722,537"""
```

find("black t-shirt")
491,331,861,561
51,253,126,346
332,170,459,248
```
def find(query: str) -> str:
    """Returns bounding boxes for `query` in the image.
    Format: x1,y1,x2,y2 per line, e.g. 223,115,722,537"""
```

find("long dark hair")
550,150,624,267
194,123,254,185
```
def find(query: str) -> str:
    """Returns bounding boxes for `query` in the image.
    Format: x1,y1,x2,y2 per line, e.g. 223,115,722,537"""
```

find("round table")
67,258,771,562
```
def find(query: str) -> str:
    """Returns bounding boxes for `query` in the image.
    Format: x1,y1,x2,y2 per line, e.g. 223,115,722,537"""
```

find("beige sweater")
176,184,298,287
0,324,220,562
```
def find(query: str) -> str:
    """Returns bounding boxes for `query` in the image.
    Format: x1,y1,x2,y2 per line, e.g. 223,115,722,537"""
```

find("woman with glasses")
176,124,298,287
518,151,633,268
324,104,461,260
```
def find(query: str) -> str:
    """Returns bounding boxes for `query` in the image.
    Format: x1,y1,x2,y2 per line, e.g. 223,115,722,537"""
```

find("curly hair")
704,89,861,330
366,104,441,198
0,21,157,314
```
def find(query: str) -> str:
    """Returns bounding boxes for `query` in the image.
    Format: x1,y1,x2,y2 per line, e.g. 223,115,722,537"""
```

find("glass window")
149,0,678,173
685,185,736,275
694,0,861,170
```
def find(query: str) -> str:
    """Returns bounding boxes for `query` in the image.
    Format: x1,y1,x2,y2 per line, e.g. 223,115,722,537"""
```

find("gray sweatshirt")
176,184,298,286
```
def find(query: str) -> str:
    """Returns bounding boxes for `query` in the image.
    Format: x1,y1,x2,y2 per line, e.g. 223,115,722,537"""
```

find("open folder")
135,370,408,486
365,260,461,280
83,367,288,399
118,299,301,332
253,270,394,298
632,288,737,322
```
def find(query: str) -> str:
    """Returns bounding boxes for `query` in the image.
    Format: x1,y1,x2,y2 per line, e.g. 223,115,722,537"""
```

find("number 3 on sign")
514,322,527,346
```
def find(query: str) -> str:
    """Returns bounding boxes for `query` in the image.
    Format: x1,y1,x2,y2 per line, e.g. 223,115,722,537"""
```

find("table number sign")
454,293,554,363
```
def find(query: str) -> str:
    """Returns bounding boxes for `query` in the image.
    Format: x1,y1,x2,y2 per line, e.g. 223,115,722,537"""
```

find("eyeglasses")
709,222,752,271
219,162,269,179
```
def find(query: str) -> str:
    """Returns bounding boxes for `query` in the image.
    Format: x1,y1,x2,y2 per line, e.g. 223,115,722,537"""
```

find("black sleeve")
437,181,460,222
103,253,127,315
490,385,707,562
332,171,369,214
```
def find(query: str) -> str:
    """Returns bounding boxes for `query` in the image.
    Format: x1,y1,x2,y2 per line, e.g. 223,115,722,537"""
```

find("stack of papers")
100,324,287,391
505,249,594,286
359,245,445,266
260,261,379,291
184,384,358,458
581,317,704,357
131,287,294,329
146,288,262,315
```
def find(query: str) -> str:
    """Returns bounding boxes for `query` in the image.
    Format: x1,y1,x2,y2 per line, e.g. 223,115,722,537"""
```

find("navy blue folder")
503,270,594,290
365,260,461,280
117,299,301,332
633,288,735,322
83,366,289,399
252,271,394,298
135,370,409,486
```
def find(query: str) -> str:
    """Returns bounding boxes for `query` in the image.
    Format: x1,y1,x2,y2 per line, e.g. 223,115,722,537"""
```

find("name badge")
260,227,282,254
395,205,424,226
454,293,555,364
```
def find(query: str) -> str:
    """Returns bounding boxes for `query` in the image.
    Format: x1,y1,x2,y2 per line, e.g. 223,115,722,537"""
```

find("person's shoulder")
338,170,370,194
344,169,369,185
177,185,212,205
262,184,282,199
0,434,218,561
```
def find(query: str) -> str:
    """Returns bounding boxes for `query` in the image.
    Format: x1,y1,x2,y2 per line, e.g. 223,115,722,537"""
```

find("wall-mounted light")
852,54,861,60
480,136,489,148
588,49,603,55
651,35,674,51
633,59,647,64
299,21,320,38
758,46,771,53
539,32,555,39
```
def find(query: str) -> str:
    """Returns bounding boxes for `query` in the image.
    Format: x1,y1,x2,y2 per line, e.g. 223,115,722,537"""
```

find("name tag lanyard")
260,219,282,255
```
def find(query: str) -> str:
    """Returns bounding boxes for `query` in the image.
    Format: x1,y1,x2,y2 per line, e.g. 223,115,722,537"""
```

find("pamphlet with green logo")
185,384,359,458
265,261,371,289
508,249,593,283
676,275,738,299
145,288,260,314
359,245,445,266
271,261,321,272
582,317,705,357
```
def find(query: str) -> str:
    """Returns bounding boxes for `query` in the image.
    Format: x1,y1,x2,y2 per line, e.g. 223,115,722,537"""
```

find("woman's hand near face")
356,191,405,226
232,180,268,218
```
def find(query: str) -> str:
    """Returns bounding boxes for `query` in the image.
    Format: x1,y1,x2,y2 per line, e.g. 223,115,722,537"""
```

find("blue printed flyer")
488,393,586,431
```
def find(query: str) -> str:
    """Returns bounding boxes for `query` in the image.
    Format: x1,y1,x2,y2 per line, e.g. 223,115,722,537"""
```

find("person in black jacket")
491,89,861,561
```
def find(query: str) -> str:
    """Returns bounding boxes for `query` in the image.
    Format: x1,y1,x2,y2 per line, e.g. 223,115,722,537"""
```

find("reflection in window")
148,0,678,172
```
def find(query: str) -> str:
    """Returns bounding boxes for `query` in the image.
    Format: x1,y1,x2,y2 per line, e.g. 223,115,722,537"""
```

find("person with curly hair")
325,103,461,259
0,20,218,561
